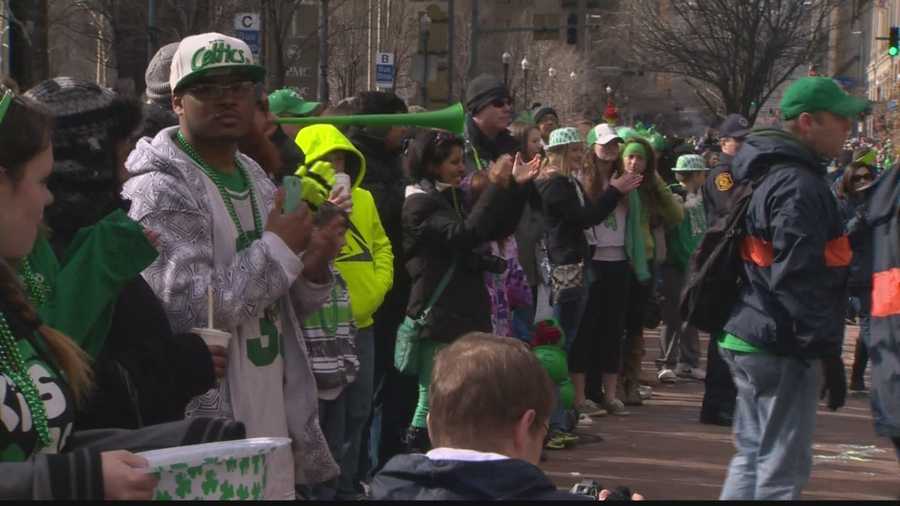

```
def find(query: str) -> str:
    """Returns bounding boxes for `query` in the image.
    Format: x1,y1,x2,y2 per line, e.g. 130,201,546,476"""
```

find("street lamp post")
521,57,531,109
502,52,512,88
419,13,432,107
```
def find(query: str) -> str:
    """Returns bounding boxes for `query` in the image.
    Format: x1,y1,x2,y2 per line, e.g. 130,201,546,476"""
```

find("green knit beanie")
622,141,648,160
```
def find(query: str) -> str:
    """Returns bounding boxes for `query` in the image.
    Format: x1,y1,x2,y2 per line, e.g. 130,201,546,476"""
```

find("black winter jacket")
402,179,526,343
837,191,875,290
371,454,591,501
866,168,899,438
724,129,850,358
702,153,736,226
463,116,520,174
537,174,622,266
76,277,216,430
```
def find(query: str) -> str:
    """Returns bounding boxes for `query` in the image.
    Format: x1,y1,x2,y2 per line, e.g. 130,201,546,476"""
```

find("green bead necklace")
0,315,51,450
20,259,50,307
175,130,263,250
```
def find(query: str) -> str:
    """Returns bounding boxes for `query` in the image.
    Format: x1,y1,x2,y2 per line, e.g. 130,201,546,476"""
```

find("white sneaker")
577,413,594,427
657,368,677,383
638,385,653,400
675,364,706,380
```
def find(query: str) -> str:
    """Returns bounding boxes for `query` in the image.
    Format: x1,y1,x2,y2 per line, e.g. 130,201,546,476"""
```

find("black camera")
466,253,508,274
569,480,633,500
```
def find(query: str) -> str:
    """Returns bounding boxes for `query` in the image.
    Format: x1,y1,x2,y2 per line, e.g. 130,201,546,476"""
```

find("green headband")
0,89,13,126
622,142,648,160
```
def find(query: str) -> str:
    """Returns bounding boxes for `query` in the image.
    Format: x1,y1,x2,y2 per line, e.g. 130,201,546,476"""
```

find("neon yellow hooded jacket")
295,124,394,328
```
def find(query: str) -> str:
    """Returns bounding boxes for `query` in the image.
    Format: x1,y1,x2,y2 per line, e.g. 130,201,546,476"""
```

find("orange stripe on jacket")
824,236,852,267
740,235,852,268
872,267,900,318
741,236,774,267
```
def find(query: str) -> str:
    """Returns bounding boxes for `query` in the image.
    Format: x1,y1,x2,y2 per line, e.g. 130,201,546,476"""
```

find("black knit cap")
465,74,510,114
25,77,118,156
531,104,558,124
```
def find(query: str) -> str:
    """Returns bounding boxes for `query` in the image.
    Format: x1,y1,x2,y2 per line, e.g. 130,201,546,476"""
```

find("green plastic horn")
0,89,13,126
274,102,466,136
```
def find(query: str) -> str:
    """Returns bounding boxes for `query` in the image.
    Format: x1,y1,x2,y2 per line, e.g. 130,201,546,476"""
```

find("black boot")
403,426,431,454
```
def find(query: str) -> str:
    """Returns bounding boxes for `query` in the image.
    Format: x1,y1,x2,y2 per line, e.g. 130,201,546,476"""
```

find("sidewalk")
541,326,900,500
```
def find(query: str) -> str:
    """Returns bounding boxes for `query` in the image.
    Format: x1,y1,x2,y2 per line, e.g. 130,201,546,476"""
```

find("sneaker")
638,384,652,400
575,399,607,417
675,364,706,381
577,413,594,427
601,398,630,416
657,368,677,383
557,431,579,446
545,431,568,450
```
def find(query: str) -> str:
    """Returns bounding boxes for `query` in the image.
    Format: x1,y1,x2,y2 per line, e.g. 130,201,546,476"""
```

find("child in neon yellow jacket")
295,124,394,498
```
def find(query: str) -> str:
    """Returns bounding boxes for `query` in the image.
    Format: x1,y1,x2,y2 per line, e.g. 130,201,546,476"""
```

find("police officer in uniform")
698,113,750,426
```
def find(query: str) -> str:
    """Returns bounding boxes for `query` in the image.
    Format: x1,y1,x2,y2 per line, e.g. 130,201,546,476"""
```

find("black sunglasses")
851,172,874,183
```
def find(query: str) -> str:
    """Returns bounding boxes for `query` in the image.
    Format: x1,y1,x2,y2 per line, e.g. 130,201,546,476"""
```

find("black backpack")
679,164,787,333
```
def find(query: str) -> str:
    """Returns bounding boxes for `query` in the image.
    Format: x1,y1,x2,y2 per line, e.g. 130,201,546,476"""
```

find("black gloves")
820,355,847,411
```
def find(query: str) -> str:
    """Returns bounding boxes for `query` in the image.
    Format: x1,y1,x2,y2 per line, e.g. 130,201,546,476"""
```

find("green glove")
295,160,337,208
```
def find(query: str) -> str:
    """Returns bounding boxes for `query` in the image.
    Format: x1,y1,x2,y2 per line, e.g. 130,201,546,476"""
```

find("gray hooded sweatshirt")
121,126,339,497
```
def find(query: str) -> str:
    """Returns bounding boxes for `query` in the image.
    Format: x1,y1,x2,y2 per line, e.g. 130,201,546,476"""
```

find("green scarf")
625,191,651,282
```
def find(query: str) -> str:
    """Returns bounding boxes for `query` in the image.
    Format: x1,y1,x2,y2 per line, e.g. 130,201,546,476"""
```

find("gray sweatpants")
659,263,700,368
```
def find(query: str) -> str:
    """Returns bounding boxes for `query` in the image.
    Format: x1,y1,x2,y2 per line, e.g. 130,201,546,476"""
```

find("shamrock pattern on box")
144,440,285,501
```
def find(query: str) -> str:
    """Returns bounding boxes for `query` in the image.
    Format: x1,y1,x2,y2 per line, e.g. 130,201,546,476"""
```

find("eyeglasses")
489,97,512,109
186,80,256,101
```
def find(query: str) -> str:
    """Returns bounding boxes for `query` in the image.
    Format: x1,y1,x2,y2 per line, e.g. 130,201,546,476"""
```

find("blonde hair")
0,259,92,404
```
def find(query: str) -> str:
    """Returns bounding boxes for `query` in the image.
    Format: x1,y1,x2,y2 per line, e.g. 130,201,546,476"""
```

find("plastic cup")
191,327,232,349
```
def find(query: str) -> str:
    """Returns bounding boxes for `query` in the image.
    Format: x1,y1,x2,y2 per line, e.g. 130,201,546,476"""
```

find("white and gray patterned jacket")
121,126,339,491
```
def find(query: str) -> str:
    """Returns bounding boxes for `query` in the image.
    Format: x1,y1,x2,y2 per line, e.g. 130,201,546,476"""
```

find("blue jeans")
719,349,821,500
549,282,588,432
311,327,374,499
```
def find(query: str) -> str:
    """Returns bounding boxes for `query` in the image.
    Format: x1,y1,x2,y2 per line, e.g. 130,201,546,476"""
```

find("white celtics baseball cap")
169,32,265,93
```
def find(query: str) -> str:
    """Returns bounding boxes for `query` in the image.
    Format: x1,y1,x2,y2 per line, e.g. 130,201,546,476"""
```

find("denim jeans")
549,281,587,432
719,349,821,500
313,326,374,498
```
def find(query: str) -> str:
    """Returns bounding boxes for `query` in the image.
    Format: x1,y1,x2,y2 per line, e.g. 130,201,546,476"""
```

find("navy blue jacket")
724,129,850,359
866,168,900,438
702,153,736,225
371,454,592,501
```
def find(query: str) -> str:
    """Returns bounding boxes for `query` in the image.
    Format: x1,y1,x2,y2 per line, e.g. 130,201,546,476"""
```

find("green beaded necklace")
175,130,263,251
0,260,53,450
20,259,50,307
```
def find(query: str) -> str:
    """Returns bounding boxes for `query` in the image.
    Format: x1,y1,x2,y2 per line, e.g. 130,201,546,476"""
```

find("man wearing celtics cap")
717,77,867,499
122,33,345,499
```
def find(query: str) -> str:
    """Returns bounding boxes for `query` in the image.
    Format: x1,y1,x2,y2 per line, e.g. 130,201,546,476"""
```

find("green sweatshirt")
27,209,159,357
296,125,394,329
665,185,707,272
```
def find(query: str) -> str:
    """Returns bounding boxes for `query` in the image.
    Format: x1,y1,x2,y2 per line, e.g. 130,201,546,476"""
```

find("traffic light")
566,13,577,45
890,26,899,57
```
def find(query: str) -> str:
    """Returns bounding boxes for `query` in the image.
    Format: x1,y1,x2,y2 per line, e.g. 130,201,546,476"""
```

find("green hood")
295,124,367,189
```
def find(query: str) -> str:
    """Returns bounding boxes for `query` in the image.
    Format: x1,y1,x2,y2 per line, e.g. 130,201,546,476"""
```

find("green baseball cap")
780,77,870,121
268,88,321,117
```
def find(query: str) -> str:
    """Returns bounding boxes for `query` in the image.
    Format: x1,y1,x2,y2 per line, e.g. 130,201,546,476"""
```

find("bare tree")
628,0,839,123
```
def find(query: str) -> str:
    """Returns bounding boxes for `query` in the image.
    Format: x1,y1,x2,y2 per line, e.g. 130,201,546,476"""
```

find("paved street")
541,326,900,500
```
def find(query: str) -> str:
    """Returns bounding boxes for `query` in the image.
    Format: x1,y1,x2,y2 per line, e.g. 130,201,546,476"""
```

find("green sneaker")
545,432,567,450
